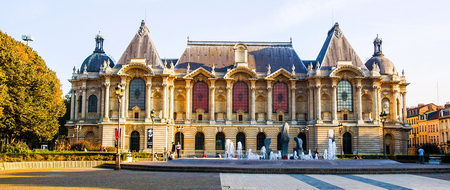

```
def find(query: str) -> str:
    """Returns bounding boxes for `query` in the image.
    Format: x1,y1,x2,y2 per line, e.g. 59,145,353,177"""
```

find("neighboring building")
407,103,440,154
439,104,450,153
65,21,411,156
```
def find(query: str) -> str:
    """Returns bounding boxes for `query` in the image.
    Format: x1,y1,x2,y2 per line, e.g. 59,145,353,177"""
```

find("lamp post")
165,120,169,161
74,125,82,142
338,123,343,158
114,84,125,170
380,111,388,159
150,109,156,161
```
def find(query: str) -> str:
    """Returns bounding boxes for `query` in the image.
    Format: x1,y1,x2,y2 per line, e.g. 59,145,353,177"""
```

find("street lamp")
338,123,343,158
380,111,388,159
114,84,125,170
150,109,156,161
165,120,169,161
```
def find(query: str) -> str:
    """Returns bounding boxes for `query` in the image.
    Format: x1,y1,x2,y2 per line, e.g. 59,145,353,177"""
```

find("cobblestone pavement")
1,168,449,190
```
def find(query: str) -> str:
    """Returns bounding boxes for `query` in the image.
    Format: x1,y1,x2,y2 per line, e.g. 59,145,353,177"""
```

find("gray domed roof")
364,35,396,75
80,52,115,72
80,32,115,72
365,55,395,75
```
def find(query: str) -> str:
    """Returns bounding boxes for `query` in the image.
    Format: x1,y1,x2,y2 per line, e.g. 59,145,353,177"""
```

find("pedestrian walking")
418,147,425,164
176,142,181,158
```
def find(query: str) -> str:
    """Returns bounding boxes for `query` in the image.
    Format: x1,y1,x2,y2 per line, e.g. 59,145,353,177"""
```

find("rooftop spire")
94,31,104,53
373,34,383,56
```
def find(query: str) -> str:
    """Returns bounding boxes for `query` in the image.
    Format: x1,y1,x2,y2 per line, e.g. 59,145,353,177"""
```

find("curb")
0,161,112,170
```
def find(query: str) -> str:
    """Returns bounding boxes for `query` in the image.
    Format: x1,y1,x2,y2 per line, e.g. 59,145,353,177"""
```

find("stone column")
104,81,110,121
210,80,216,124
372,85,378,124
81,81,87,121
291,80,297,124
226,80,233,124
185,79,192,124
308,87,314,123
356,79,363,124
162,77,168,123
331,79,337,124
250,80,256,124
100,86,104,120
316,85,322,123
169,83,174,122
145,77,152,122
70,89,75,121
402,92,407,123
266,80,273,125
74,92,79,121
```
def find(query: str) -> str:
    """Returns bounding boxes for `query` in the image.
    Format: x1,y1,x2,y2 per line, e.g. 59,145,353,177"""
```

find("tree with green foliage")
0,31,66,144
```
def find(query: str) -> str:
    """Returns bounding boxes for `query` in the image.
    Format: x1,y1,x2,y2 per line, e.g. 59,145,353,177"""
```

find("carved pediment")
224,67,257,79
132,105,141,112
183,67,217,79
265,68,297,80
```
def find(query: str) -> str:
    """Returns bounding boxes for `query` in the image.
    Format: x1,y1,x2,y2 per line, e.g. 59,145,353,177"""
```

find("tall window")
129,78,146,110
78,96,82,113
195,132,205,150
88,95,97,112
337,80,353,112
215,132,225,150
233,81,248,112
236,132,246,151
256,132,266,150
192,81,209,112
273,82,288,112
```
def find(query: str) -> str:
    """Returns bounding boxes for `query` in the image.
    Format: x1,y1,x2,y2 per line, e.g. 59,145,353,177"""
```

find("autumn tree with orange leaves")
0,31,65,144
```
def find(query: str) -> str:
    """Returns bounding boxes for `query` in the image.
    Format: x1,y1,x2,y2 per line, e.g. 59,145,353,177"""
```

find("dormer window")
234,43,248,67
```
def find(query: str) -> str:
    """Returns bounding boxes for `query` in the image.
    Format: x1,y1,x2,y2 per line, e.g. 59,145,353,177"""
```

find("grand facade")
66,21,411,156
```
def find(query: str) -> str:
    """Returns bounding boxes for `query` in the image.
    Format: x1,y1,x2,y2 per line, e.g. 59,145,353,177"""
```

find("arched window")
215,132,225,150
273,82,288,112
175,132,184,150
298,133,307,151
236,132,246,151
233,81,248,112
88,95,97,112
256,132,266,150
130,131,140,152
85,131,95,142
129,78,146,110
277,133,282,151
337,80,353,112
192,81,209,112
195,132,205,150
382,98,390,114
78,96,82,113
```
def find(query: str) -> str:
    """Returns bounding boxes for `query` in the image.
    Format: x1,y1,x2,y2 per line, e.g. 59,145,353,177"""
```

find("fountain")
247,149,259,160
236,142,243,159
260,146,266,160
224,139,235,159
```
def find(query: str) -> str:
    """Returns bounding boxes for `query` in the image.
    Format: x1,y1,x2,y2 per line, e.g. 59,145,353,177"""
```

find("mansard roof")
174,40,308,74
115,20,163,69
316,23,367,71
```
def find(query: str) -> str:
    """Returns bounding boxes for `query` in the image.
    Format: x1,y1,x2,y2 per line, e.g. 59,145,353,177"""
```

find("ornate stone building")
66,21,411,156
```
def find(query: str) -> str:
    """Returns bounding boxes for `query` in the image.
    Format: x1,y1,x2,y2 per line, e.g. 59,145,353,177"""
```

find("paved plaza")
1,168,450,189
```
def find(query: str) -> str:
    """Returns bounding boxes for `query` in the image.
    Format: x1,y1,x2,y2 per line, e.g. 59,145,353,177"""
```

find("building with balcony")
439,105,450,153
407,103,440,154
65,21,411,156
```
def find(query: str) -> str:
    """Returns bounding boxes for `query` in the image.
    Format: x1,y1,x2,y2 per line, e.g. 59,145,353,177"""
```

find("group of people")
168,142,182,160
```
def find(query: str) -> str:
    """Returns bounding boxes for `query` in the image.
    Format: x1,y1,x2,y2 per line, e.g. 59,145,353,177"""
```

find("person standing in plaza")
176,142,181,158
171,142,175,156
418,147,425,164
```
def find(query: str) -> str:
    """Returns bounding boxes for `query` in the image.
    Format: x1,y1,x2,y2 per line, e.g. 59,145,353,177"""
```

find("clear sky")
1,0,449,107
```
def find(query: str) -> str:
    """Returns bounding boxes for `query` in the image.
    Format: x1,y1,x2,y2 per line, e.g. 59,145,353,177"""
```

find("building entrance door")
130,131,140,152
343,132,352,154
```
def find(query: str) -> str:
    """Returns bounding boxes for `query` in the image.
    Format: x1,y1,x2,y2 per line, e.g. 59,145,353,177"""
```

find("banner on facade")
147,129,153,148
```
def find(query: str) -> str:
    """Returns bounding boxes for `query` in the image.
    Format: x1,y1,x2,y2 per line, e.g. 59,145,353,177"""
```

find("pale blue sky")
1,0,449,107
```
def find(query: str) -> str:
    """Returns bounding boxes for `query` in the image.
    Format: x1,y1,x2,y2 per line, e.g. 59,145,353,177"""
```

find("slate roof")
80,33,114,72
115,20,163,69
316,23,367,71
427,111,440,121
174,41,308,73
